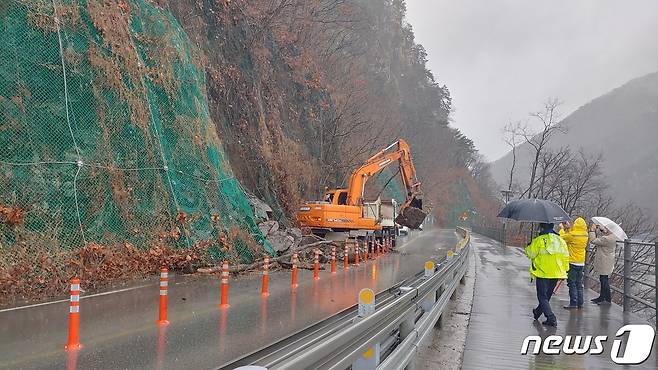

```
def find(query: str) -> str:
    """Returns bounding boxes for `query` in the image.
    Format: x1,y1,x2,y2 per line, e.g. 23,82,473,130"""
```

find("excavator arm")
345,140,419,205
345,139,426,229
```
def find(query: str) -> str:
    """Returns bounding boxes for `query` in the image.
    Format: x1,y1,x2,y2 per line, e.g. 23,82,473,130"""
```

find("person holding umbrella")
525,223,570,326
589,217,626,305
498,199,571,327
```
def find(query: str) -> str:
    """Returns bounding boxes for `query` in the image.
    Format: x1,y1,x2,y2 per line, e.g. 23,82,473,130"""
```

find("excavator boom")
345,140,420,206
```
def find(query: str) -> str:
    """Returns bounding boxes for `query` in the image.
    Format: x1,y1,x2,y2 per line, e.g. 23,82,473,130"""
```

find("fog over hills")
490,72,658,215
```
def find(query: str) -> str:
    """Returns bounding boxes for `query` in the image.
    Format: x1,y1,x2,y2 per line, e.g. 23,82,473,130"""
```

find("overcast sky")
405,0,658,161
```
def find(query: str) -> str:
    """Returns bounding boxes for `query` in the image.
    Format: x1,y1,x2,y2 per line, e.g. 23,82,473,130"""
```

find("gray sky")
405,0,658,161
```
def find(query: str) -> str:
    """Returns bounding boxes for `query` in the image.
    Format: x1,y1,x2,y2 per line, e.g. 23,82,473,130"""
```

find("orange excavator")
297,139,427,237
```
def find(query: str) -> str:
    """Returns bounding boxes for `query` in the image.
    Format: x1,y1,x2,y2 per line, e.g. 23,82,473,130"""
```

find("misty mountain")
491,72,658,215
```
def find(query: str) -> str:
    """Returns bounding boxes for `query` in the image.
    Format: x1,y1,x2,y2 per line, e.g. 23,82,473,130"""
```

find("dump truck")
297,139,427,240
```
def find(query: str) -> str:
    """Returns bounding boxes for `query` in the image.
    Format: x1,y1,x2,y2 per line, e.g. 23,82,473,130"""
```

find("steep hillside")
491,72,658,214
0,0,496,304
159,0,493,224
0,0,269,303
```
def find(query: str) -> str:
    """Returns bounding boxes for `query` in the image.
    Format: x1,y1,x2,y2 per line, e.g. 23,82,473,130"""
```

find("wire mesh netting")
0,0,270,303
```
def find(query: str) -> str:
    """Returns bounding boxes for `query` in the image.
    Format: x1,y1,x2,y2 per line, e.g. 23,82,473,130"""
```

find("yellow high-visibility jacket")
525,233,570,279
559,217,588,264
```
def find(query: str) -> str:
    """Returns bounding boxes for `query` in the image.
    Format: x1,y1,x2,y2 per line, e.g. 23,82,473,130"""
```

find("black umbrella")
497,198,570,223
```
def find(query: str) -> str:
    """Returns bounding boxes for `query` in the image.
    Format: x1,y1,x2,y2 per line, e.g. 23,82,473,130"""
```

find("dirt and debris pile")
198,234,349,276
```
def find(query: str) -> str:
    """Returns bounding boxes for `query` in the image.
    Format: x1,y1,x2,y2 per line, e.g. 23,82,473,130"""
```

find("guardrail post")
421,261,436,312
353,288,379,370
623,239,631,312
396,307,418,370
399,311,415,342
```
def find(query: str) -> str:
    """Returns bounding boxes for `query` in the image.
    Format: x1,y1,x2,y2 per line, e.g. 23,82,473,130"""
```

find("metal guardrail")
471,223,532,247
221,228,471,370
584,239,658,326
470,224,506,244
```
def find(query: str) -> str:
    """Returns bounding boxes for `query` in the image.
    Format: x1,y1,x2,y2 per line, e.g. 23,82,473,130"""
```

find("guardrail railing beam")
227,228,472,370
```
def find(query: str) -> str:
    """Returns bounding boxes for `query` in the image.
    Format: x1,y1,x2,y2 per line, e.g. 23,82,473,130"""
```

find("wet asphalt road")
1,228,458,370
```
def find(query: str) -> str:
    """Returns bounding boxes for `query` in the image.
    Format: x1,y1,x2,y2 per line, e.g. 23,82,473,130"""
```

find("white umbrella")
592,216,628,241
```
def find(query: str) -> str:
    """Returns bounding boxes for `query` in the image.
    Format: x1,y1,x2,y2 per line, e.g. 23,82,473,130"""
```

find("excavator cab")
323,189,348,205
323,192,333,203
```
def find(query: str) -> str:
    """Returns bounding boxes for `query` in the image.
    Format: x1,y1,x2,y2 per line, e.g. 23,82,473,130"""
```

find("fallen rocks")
246,193,273,222
286,227,302,240
258,220,279,236
267,231,295,253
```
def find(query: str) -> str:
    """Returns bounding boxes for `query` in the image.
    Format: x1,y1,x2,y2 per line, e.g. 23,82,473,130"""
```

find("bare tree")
534,147,572,200
534,149,607,215
518,98,567,199
557,151,606,214
503,121,522,193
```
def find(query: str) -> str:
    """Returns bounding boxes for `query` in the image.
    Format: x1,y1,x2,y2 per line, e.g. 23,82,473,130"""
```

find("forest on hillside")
159,0,497,224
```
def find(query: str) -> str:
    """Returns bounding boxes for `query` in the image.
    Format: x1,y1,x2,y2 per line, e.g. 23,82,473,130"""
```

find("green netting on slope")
0,0,271,268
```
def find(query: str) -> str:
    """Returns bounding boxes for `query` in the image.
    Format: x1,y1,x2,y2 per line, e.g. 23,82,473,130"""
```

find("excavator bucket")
395,206,427,229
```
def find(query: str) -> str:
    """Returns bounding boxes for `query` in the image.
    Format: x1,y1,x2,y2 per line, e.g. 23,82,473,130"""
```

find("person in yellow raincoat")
559,218,589,309
525,223,570,327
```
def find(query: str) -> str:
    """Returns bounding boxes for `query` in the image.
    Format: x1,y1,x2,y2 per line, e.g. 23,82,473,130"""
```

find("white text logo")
521,324,655,364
